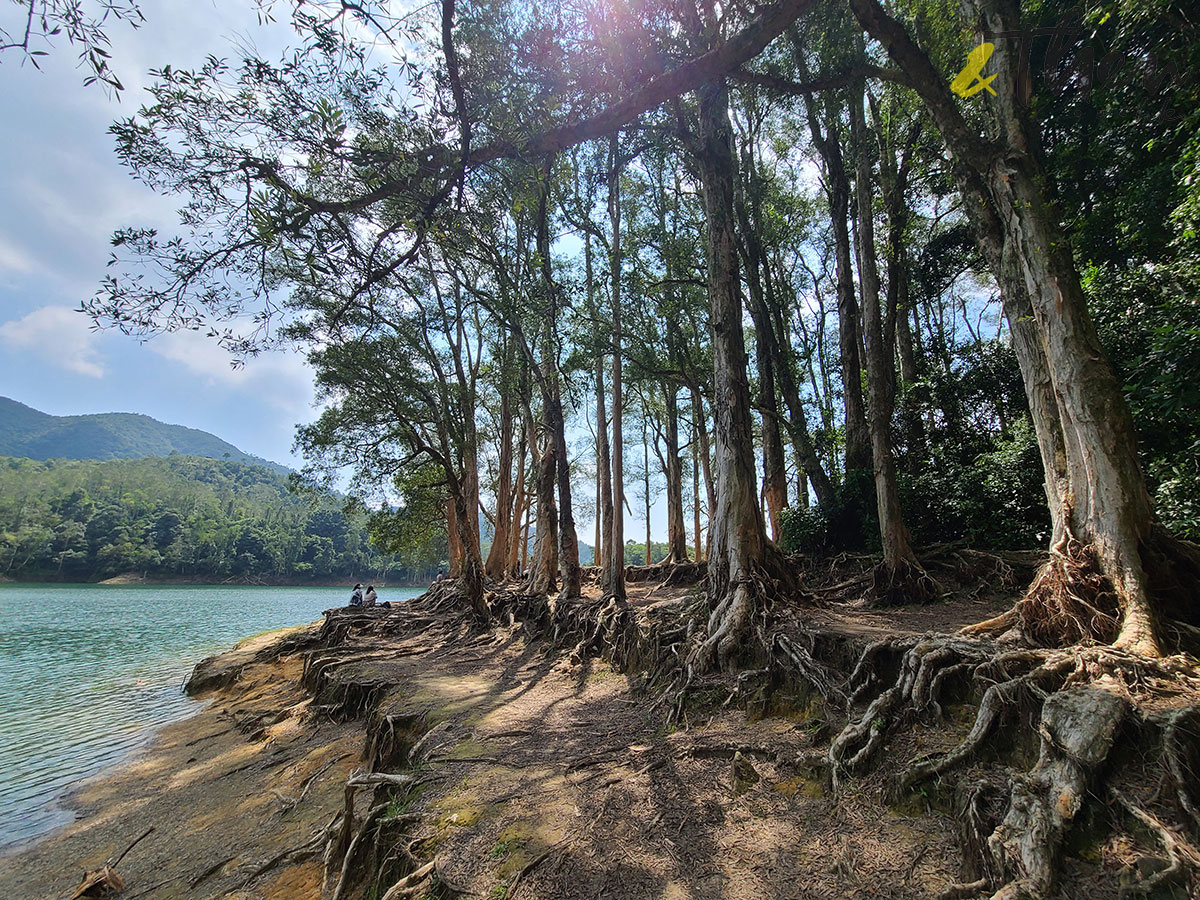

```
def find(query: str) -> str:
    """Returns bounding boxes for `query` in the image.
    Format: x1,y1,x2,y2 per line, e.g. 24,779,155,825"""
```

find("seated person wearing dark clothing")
349,583,363,607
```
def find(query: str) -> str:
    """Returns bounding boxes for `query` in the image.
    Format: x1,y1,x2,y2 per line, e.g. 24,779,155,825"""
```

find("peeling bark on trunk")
506,423,528,579
528,430,558,596
449,476,487,620
848,0,1190,653
690,77,793,672
550,388,583,599
849,85,924,598
663,387,690,563
535,167,583,600
606,135,628,601
483,388,513,580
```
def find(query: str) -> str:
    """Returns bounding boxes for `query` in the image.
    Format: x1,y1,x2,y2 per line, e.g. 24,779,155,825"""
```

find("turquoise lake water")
0,583,423,851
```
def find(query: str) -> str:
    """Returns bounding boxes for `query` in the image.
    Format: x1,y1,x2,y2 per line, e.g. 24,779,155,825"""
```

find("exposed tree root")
297,565,1200,900
688,549,807,675
962,529,1200,656
1017,540,1121,646
379,858,437,900
870,557,942,606
833,630,1200,899
239,822,331,889
1161,706,1200,834
1111,788,1199,897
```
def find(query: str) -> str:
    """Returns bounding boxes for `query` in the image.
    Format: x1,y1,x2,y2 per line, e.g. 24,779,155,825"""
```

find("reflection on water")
0,583,421,851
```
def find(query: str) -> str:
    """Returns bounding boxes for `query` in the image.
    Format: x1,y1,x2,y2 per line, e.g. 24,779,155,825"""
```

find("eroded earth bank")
1,561,1197,900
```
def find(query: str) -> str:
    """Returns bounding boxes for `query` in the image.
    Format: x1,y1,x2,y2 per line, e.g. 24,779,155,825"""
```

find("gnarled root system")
831,634,1200,899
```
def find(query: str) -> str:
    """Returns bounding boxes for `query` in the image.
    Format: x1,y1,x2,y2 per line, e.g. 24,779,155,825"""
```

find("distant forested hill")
0,397,289,475
0,455,441,584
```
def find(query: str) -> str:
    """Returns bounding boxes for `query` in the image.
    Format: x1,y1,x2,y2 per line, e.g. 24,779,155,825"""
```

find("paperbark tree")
604,134,628,600
799,89,872,483
847,82,932,602
848,0,1199,653
687,71,793,671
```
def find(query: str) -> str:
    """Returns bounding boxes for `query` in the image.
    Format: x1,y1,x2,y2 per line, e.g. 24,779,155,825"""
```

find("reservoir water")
0,582,423,851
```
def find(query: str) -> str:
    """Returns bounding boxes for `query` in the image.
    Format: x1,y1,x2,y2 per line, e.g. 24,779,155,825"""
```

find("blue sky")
0,2,315,468
0,2,677,542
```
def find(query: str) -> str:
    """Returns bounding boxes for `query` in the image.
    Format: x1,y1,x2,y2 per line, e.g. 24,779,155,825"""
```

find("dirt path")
0,592,986,900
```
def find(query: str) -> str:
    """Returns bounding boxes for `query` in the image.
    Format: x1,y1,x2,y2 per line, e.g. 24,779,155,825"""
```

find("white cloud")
0,306,106,377
0,237,35,275
147,329,314,413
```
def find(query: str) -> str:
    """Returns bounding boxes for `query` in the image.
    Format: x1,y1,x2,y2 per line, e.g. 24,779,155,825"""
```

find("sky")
0,2,673,542
0,2,315,469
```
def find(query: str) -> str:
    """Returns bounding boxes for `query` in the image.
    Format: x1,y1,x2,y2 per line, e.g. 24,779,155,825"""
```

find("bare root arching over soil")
5,555,1198,900
308,550,1200,900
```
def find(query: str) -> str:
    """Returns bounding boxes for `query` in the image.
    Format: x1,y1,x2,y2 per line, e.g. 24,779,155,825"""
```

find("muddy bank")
0,570,1193,900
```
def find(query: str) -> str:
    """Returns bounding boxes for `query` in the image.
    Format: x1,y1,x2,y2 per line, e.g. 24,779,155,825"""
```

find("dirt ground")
0,562,1186,900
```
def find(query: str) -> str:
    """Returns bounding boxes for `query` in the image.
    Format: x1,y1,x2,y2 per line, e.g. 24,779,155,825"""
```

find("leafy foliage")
0,455,440,582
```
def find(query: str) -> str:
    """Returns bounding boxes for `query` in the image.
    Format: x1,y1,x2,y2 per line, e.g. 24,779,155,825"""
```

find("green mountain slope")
0,455,439,583
0,397,289,475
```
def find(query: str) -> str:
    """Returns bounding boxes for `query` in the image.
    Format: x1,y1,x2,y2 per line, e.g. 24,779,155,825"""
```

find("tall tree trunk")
691,386,716,530
535,165,583,600
801,95,871,479
447,495,463,578
550,387,583,598
849,0,1193,654
595,356,611,571
521,497,530,575
506,422,528,579
643,415,652,566
737,195,788,542
663,386,690,562
736,131,835,507
693,412,704,562
450,475,487,619
762,252,836,505
484,387,513,579
528,429,559,596
848,84,927,601
691,77,789,672
588,229,613,573
605,134,628,600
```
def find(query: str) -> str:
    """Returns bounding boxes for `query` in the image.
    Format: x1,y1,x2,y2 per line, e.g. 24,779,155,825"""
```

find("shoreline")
0,573,1182,900
0,624,314,861
0,574,430,588
0,588,987,900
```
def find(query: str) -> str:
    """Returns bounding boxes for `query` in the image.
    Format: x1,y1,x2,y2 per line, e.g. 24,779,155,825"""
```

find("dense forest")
77,0,1199,646
0,455,429,583
9,0,1200,893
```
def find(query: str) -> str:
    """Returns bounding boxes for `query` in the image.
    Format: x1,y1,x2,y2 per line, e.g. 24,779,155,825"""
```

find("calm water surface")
0,583,423,851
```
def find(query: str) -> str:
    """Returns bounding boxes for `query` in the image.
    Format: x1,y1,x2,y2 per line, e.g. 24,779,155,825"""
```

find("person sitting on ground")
364,584,378,608
349,583,363,607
